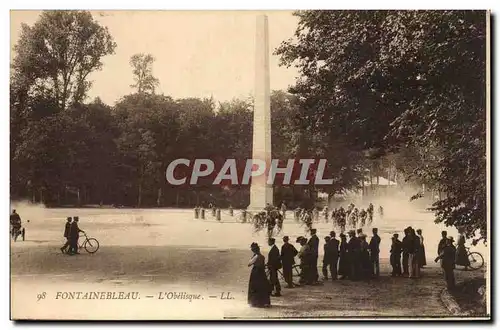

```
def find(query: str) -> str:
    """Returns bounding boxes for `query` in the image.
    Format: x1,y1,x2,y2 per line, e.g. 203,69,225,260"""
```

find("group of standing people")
247,227,383,307
389,227,427,278
60,216,85,255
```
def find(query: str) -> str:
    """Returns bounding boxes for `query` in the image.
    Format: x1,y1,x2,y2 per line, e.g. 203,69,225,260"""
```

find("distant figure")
416,229,427,268
338,233,349,279
69,216,84,255
437,231,448,256
60,217,72,254
378,206,384,218
390,233,403,276
307,229,320,283
280,202,287,219
267,238,282,297
435,237,457,290
281,236,298,288
455,227,470,270
248,243,271,308
369,228,381,277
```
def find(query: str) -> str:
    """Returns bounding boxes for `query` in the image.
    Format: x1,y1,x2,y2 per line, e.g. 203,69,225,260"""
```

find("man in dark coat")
280,236,298,288
347,230,361,281
338,233,349,279
437,231,448,256
307,228,320,283
322,236,334,280
329,231,340,280
369,228,381,277
390,233,403,276
267,238,282,296
69,216,84,255
435,237,457,290
60,217,72,254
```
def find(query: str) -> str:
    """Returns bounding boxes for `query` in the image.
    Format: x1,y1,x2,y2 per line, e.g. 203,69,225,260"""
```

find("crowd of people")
247,223,472,308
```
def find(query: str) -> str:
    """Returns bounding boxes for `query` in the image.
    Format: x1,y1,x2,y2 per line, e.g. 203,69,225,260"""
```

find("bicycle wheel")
84,238,100,254
468,252,484,270
292,264,301,277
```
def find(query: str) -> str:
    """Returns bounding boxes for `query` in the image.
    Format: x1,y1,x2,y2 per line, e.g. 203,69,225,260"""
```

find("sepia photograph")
8,9,490,321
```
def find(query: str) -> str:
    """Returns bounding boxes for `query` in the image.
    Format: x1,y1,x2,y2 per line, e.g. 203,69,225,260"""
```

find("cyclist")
10,209,22,240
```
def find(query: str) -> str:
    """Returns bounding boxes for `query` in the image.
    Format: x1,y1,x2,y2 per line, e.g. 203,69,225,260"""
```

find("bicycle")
265,264,301,282
78,232,100,254
466,247,484,271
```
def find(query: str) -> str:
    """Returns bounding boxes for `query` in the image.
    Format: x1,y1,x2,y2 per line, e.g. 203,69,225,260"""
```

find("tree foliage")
12,10,116,112
275,10,487,240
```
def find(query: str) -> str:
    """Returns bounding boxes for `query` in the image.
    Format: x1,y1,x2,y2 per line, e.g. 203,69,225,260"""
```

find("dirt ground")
10,205,489,320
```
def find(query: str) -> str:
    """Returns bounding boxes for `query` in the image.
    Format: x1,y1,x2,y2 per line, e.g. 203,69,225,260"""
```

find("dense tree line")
10,10,374,209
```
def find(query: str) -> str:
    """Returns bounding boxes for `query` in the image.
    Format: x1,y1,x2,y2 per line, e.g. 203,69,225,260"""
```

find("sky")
10,10,301,105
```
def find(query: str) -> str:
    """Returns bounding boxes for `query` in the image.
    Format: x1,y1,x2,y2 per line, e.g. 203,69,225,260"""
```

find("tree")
276,10,487,240
129,53,160,95
12,10,116,112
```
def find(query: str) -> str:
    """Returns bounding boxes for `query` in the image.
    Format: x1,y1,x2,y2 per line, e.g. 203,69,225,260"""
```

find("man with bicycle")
69,216,85,255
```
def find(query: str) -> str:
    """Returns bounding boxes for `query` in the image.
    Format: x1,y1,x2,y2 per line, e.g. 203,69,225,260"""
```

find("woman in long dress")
416,229,427,268
247,242,271,307
455,228,470,270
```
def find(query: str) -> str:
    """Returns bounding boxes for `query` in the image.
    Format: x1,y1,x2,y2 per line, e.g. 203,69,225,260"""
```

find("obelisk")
248,14,273,210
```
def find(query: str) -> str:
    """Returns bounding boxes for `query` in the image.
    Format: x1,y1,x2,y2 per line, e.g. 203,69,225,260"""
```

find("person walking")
267,238,282,297
435,237,457,290
60,217,72,254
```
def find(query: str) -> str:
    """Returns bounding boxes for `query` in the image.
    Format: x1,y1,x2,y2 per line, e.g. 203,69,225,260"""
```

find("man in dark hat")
338,233,349,279
267,238,282,296
435,237,457,290
60,217,72,254
390,233,403,276
281,236,298,288
329,231,340,280
69,216,84,255
437,231,448,256
307,229,320,283
369,228,381,277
